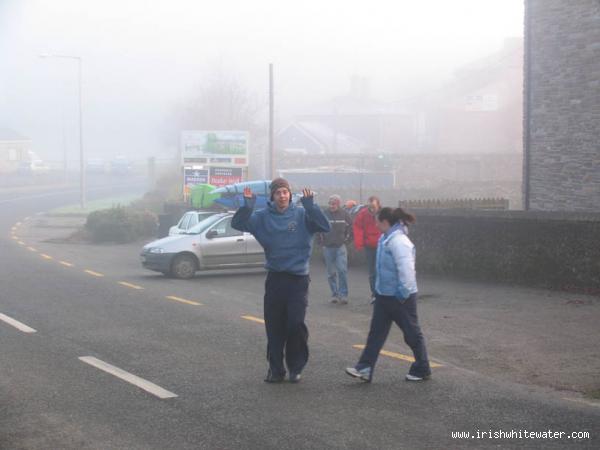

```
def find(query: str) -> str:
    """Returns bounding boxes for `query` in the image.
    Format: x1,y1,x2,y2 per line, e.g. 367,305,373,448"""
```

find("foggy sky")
0,0,523,163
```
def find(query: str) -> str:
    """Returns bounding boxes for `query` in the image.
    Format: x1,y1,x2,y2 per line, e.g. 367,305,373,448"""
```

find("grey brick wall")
524,0,600,211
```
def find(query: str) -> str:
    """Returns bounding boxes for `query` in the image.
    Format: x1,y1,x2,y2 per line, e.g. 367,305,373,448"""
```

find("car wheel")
171,254,197,279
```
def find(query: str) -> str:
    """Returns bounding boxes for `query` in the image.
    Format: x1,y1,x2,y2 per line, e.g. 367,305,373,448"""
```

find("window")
179,213,192,230
208,217,242,238
188,213,199,228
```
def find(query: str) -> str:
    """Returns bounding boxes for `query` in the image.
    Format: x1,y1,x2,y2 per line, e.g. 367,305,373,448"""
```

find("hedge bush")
85,206,157,243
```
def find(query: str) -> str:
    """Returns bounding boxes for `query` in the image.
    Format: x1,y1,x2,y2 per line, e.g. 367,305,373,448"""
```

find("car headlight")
148,247,165,254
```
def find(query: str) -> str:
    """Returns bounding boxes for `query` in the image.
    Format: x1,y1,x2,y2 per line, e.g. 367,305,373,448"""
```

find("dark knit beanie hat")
270,177,291,200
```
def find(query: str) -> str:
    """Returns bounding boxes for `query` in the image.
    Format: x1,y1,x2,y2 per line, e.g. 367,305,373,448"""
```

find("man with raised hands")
232,178,330,383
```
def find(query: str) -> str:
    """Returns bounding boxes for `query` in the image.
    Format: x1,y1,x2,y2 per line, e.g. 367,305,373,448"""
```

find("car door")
245,232,265,265
200,216,246,268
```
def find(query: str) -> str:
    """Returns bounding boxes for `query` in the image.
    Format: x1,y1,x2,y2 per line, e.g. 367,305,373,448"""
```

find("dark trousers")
358,294,431,377
364,247,377,297
264,271,310,377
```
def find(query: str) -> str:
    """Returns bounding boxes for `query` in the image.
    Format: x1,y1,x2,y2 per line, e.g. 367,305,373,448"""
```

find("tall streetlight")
39,53,85,208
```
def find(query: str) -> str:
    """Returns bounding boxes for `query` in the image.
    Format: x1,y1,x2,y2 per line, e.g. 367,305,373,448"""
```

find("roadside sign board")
183,168,209,194
209,167,243,187
181,130,249,167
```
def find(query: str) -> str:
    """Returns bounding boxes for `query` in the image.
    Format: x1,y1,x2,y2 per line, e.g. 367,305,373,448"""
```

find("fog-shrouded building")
0,128,31,173
524,0,600,211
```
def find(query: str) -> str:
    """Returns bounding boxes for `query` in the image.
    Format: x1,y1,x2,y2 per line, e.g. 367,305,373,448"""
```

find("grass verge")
46,194,141,217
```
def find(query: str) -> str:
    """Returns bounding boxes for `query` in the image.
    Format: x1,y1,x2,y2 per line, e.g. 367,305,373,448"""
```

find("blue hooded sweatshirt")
231,195,331,275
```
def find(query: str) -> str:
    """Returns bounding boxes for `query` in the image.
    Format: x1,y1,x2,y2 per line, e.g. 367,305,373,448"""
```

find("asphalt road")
1,186,598,449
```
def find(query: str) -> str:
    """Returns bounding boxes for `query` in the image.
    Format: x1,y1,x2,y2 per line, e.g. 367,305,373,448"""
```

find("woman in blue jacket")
346,207,431,382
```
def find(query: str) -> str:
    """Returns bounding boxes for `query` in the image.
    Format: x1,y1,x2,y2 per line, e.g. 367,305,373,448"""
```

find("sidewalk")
16,213,600,399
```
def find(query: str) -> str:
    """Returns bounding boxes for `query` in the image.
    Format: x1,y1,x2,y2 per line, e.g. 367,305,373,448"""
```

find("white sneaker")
345,366,372,382
405,373,430,382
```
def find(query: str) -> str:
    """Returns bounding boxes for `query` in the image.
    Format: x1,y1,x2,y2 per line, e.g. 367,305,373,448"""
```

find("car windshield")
185,214,224,235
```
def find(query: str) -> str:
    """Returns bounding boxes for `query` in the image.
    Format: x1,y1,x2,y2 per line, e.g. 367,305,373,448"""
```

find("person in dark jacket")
231,178,330,383
352,196,382,302
346,207,431,383
318,194,353,304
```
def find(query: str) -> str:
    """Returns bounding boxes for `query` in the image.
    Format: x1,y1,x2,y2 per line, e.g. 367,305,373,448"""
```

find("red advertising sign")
209,167,243,187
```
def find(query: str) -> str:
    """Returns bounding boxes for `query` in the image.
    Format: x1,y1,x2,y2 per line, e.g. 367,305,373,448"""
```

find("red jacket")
352,207,381,250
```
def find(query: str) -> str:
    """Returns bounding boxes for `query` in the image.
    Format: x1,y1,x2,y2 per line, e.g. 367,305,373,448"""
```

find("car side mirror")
206,230,218,239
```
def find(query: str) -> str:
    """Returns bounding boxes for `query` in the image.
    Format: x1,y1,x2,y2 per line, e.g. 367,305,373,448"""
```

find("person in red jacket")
352,196,382,302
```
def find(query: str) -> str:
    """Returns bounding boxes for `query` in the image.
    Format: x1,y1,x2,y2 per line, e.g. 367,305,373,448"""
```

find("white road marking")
78,356,177,399
0,313,37,333
563,397,600,408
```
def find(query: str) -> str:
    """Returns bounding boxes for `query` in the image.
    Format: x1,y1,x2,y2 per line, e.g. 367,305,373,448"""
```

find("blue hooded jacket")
375,223,418,300
231,195,331,275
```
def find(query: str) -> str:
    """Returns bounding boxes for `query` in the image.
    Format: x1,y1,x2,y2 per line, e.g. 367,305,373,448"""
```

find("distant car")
110,156,132,174
141,213,265,279
31,159,50,174
16,160,32,175
17,159,49,175
168,210,218,236
86,158,106,173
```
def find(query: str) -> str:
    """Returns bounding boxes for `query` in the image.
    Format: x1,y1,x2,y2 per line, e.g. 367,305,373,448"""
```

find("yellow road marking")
27,246,37,252
118,281,144,290
17,241,25,245
11,236,18,240
241,315,265,324
40,253,53,260
11,227,17,231
84,269,104,277
165,295,202,306
15,222,21,226
59,261,74,267
352,345,443,368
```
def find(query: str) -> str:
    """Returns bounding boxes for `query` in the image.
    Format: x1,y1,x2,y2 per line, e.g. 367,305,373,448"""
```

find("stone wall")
525,0,600,211
409,210,600,291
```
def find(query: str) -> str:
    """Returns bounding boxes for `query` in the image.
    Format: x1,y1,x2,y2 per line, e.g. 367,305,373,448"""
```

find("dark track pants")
357,294,431,378
264,271,310,377
364,247,377,297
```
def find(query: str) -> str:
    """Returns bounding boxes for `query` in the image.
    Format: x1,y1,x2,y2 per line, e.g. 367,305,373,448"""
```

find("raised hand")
302,187,313,198
243,186,253,199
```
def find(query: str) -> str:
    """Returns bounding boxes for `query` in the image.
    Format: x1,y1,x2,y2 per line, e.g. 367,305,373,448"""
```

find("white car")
169,211,218,236
142,213,264,279
31,159,51,174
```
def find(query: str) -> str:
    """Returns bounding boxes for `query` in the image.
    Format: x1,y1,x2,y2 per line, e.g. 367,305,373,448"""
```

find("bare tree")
169,69,267,178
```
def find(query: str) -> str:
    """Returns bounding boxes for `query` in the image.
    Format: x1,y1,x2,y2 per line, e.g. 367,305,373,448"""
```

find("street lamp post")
40,53,85,208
